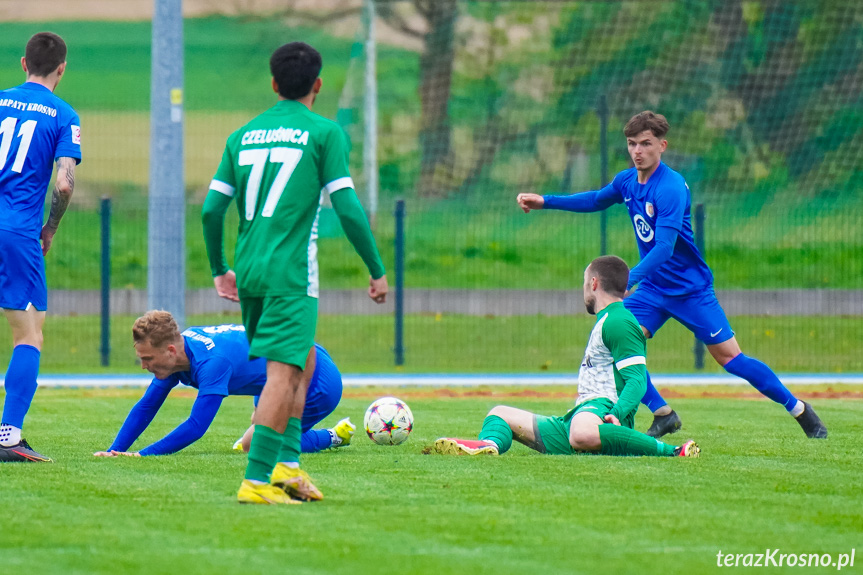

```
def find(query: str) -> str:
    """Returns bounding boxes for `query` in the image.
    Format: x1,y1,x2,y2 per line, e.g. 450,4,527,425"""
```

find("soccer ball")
363,397,414,445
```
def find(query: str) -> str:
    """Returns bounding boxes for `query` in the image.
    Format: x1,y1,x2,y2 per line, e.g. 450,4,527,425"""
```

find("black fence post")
694,203,706,370
100,197,111,367
394,199,405,366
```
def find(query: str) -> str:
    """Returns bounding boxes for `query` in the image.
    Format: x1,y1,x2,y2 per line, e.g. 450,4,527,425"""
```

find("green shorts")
240,295,317,368
533,398,634,455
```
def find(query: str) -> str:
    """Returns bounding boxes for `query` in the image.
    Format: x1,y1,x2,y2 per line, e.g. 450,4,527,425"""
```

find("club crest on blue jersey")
646,202,654,218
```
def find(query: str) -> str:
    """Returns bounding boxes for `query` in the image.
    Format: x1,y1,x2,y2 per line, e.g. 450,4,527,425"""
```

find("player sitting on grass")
433,256,700,458
94,311,354,467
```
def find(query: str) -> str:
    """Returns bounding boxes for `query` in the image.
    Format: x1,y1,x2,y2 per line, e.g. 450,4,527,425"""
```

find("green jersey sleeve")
209,140,238,197
203,138,240,276
601,311,648,420
202,190,234,276
330,190,386,279
320,125,353,193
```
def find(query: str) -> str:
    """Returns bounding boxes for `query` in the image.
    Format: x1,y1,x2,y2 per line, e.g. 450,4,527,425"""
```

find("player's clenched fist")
516,193,545,213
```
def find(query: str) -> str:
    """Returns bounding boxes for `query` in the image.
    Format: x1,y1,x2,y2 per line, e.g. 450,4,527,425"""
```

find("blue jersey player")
0,33,81,463
95,311,355,460
517,111,827,439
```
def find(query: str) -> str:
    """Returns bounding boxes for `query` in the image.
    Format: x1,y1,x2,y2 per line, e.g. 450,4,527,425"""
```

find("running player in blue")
95,311,354,465
0,33,81,462
517,111,827,439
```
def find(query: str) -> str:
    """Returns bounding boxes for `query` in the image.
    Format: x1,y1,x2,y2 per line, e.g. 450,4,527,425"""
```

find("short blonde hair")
132,310,181,348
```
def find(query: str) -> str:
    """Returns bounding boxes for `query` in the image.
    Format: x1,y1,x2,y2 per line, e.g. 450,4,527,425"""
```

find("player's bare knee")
487,405,508,418
12,331,42,350
569,425,601,452
714,353,737,367
709,341,742,367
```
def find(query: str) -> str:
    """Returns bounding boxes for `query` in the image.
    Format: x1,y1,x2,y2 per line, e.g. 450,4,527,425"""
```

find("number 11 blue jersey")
0,82,81,240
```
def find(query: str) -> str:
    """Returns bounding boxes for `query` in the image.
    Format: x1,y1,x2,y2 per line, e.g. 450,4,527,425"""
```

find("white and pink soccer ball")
363,397,414,445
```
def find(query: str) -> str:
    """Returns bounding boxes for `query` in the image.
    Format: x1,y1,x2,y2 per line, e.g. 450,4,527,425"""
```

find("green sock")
277,417,303,465
245,424,283,482
598,424,676,457
478,415,513,454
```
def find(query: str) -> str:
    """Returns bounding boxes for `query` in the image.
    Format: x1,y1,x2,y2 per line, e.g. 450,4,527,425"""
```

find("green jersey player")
202,42,387,504
433,256,699,458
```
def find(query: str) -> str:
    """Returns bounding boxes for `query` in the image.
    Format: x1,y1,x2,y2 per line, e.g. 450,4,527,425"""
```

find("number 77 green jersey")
209,99,354,298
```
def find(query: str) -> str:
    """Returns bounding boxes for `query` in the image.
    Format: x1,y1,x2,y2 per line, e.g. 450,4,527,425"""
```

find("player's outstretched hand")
603,414,621,426
93,451,116,457
111,450,142,457
369,275,388,304
516,193,545,213
40,225,57,256
214,270,239,302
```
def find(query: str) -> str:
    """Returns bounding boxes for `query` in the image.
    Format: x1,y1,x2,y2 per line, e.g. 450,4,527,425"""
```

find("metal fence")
0,0,860,374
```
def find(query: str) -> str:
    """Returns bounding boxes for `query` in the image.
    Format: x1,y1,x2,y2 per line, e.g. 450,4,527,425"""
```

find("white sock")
0,423,22,446
278,461,299,469
790,400,805,418
328,428,341,446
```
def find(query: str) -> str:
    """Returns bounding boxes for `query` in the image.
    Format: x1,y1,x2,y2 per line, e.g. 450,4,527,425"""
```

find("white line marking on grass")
4,373,863,388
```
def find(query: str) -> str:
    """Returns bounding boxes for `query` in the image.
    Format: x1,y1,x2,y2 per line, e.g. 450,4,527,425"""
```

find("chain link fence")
0,0,860,374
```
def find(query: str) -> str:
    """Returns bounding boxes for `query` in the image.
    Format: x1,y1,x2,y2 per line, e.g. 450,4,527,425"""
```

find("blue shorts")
0,230,47,311
252,346,342,432
624,283,734,345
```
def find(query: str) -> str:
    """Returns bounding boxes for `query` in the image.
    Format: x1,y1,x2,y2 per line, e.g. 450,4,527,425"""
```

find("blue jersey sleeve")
627,225,679,289
54,108,81,163
106,381,174,452
138,394,224,456
542,179,623,212
653,182,686,231
194,357,233,397
150,374,181,392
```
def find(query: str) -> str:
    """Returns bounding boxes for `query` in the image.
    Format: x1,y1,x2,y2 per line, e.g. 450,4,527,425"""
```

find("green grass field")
1,387,860,575
1,313,860,374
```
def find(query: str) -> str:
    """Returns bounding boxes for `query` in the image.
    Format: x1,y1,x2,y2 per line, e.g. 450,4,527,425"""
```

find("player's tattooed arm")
41,157,76,255
45,156,76,231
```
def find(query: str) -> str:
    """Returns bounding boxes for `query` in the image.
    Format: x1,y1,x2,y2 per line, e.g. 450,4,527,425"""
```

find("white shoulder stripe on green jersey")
209,179,235,197
616,356,646,370
324,176,354,194
306,193,324,298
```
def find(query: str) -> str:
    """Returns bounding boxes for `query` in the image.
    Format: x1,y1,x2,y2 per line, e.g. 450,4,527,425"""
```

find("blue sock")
724,354,797,411
2,345,41,429
640,371,668,413
300,429,333,454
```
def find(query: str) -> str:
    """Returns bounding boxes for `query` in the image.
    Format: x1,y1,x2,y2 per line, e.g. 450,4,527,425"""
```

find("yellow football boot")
237,479,301,505
331,417,356,447
432,438,499,456
270,463,324,501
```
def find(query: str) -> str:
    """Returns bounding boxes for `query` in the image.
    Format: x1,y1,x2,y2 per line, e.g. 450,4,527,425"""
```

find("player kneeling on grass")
94,311,355,490
434,256,700,458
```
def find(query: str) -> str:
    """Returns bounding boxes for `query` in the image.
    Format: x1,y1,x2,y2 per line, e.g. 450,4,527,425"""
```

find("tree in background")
379,0,457,197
